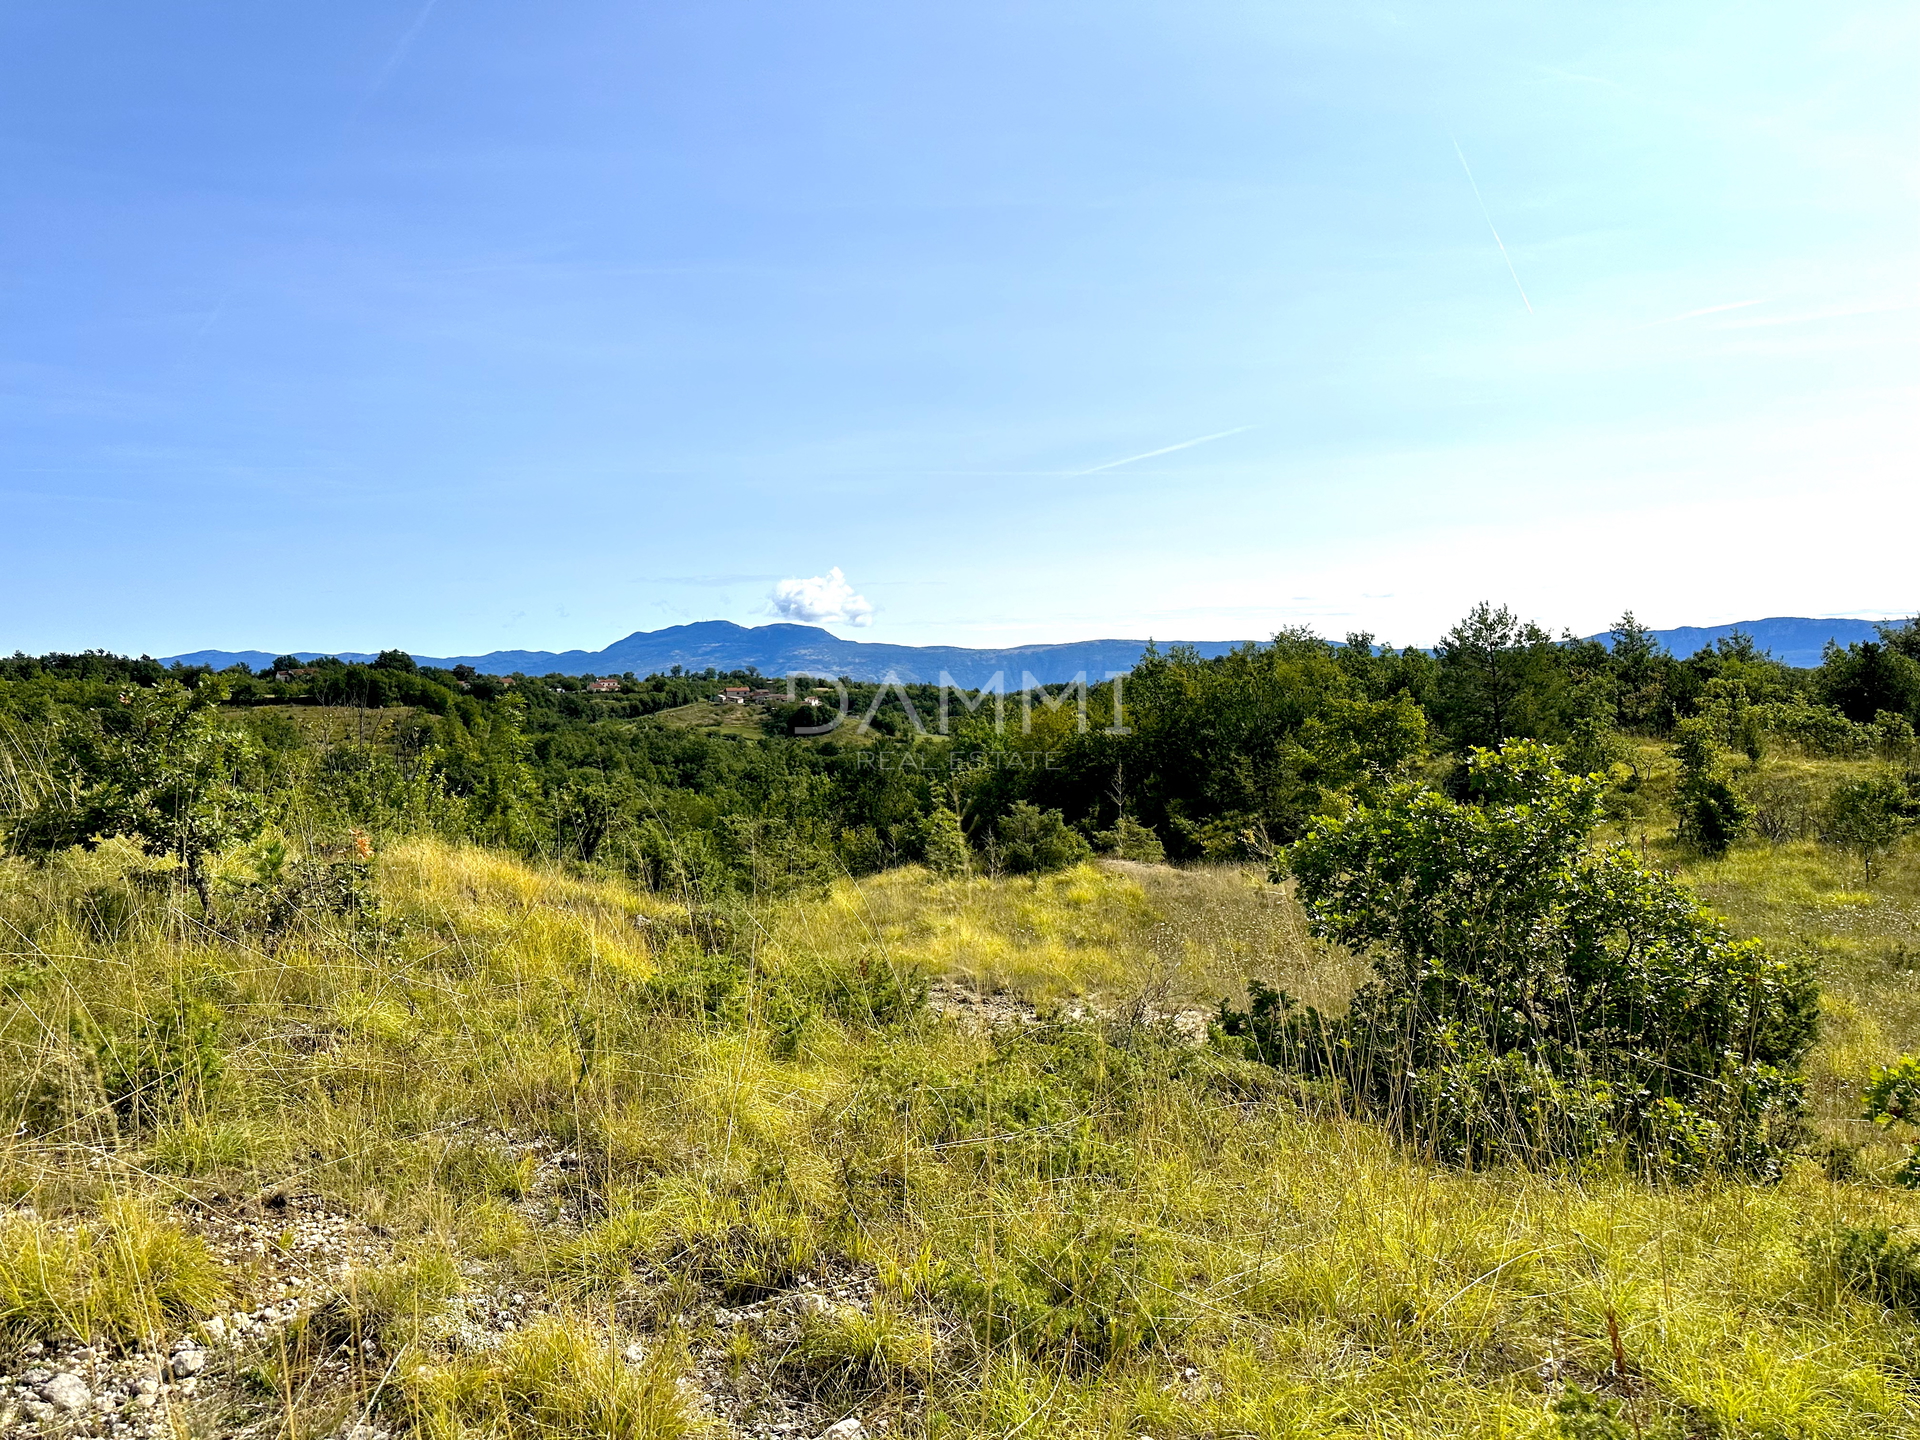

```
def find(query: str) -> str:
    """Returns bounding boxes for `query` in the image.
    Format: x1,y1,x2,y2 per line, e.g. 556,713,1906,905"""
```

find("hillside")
0,810,1916,1439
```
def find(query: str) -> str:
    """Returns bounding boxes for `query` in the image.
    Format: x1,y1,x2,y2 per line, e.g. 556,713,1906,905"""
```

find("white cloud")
767,567,876,628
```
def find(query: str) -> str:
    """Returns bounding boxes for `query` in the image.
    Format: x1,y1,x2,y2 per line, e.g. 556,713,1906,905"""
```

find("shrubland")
0,608,1914,1437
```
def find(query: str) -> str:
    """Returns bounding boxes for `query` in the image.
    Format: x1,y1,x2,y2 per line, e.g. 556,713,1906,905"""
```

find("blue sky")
3,2,1914,656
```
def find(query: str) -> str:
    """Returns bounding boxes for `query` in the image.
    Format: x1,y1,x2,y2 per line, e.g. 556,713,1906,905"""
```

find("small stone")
789,1293,835,1318
1180,1366,1200,1381
22,1369,52,1386
21,1399,53,1421
175,1378,198,1397
40,1373,92,1411
819,1422,865,1440
621,1342,646,1365
169,1350,207,1379
201,1316,228,1342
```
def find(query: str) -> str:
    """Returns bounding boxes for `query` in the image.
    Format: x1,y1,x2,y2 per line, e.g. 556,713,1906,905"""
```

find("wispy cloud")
1655,297,1767,325
1074,425,1259,476
1720,298,1914,329
768,567,876,627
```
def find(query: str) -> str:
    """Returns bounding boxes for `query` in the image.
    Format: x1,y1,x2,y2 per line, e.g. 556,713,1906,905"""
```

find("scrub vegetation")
0,607,1917,1438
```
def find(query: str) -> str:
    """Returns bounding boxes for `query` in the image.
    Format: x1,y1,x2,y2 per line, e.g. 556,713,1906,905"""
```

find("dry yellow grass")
0,819,1915,1438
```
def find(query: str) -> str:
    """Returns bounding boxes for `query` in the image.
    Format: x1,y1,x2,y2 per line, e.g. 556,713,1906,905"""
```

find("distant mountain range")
157,614,1904,685
1581,616,1893,670
159,621,1249,689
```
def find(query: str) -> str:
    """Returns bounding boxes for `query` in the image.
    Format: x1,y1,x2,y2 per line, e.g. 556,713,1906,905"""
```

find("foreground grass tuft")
0,1197,229,1344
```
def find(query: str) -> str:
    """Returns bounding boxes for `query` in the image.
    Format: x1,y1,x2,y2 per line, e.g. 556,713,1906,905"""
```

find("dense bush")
994,802,1090,875
1862,1055,1920,1185
1673,717,1752,856
1224,742,1819,1178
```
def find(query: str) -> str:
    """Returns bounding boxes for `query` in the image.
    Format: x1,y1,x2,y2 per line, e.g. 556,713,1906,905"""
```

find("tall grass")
0,821,1915,1436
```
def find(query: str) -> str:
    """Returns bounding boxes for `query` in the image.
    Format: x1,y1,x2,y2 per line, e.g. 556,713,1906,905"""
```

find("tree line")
3,604,1916,902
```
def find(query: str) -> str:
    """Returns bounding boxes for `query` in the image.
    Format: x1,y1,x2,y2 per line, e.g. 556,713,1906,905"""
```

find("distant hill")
1585,616,1896,669
159,621,1255,688
158,614,1907,684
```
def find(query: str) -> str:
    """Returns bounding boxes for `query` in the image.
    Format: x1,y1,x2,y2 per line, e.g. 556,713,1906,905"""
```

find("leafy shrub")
783,951,928,1029
637,942,749,1026
1551,1385,1634,1440
1674,717,1752,855
1823,774,1915,883
995,802,1091,875
1823,1223,1920,1315
1229,742,1818,1177
851,1021,1180,1182
229,849,375,950
1862,1055,1920,1186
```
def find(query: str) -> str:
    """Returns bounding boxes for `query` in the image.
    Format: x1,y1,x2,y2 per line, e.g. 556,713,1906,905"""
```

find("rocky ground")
1,1192,387,1439
2,986,1182,1440
0,1153,912,1440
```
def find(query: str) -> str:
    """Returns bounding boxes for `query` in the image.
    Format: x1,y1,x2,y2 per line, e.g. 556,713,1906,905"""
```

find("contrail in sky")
365,0,441,105
1075,425,1259,476
1450,136,1532,314
176,1,442,367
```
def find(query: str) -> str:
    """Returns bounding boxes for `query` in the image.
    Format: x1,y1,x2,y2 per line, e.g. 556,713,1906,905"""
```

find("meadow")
1,752,1917,1440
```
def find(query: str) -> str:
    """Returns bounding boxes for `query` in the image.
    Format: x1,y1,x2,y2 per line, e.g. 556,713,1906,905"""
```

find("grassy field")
651,702,780,741
1,775,1917,1437
221,705,422,749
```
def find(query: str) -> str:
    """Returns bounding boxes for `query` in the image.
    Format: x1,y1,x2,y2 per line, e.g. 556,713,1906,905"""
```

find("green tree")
1605,610,1669,734
1672,717,1751,855
1229,742,1817,1176
1096,814,1165,862
1824,774,1914,884
434,698,540,847
1820,637,1920,726
12,680,264,915
1013,630,1426,860
919,804,972,877
1433,602,1567,752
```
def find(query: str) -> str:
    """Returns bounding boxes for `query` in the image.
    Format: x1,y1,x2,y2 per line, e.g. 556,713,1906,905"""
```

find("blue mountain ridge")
157,615,1905,687
159,621,1248,689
